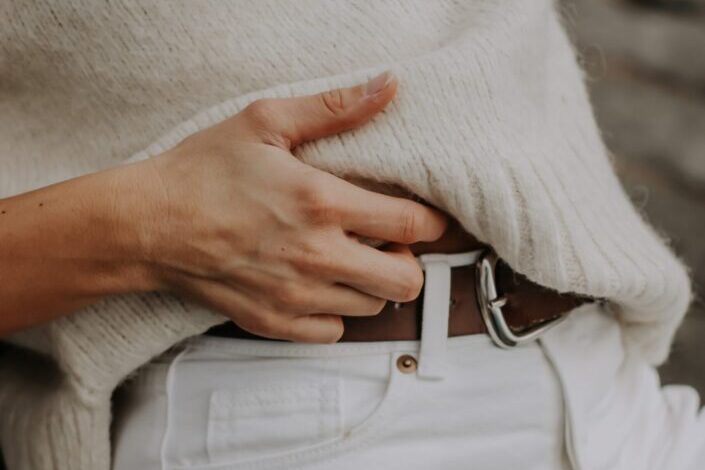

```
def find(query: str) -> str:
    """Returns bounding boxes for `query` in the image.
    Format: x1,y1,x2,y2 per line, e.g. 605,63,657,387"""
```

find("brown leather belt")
205,252,589,344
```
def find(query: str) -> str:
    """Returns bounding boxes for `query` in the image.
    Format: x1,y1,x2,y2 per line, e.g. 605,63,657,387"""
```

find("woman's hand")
0,75,446,342
0,73,446,340
134,73,447,342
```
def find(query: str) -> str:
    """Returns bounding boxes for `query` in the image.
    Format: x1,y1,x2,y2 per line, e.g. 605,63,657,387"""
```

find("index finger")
333,180,448,244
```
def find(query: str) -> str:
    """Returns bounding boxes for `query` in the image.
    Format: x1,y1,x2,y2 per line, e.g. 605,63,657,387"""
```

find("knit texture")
0,1,692,468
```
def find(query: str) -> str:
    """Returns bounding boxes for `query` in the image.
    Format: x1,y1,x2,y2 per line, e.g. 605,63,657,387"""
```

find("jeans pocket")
166,349,410,470
206,379,342,465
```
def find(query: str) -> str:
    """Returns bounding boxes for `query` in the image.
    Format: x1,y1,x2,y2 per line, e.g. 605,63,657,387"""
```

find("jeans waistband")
180,331,497,359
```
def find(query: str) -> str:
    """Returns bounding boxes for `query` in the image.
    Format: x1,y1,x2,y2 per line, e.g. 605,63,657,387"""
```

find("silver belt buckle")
475,249,565,349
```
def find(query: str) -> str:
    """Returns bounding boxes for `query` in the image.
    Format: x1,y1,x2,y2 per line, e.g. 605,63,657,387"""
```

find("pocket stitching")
207,379,340,465
183,352,409,470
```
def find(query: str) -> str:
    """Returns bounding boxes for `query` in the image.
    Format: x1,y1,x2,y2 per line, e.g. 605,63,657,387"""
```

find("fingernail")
363,71,394,98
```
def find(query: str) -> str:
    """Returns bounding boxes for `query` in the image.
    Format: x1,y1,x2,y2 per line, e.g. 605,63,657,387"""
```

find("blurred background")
0,1,703,468
561,0,705,394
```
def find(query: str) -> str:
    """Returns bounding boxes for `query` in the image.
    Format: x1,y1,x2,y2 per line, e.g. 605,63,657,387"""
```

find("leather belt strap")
205,257,589,343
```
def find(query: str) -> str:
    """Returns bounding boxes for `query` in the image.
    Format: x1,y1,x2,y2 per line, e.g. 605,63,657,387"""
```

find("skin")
0,72,450,342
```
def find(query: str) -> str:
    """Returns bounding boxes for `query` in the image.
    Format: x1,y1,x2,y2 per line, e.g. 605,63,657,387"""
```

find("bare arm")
0,73,448,341
0,163,159,334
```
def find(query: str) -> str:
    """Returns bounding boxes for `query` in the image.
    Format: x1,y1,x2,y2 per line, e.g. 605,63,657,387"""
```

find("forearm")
0,162,158,335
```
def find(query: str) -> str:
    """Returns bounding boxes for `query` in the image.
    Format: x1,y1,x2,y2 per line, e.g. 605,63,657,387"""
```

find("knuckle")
298,248,335,275
272,283,310,310
297,180,338,224
287,243,316,274
398,205,419,244
243,98,278,129
319,89,348,118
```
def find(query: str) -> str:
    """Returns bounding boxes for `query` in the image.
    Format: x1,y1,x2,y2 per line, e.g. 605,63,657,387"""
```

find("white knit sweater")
0,1,692,468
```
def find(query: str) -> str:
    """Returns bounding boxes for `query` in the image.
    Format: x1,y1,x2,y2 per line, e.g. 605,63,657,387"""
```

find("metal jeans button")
396,354,417,373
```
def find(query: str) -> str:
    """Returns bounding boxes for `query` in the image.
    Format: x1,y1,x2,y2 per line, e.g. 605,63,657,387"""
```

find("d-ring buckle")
475,249,565,349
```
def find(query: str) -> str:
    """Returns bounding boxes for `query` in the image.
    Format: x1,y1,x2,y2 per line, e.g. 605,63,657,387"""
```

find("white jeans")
113,254,705,470
113,334,570,470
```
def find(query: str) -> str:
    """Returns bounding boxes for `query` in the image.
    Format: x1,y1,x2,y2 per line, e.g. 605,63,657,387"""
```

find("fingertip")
291,314,344,343
363,71,394,95
412,204,449,242
363,72,398,108
429,209,449,241
319,314,344,343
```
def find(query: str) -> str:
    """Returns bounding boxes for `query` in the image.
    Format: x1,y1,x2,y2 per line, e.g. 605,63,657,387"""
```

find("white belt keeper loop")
416,251,485,381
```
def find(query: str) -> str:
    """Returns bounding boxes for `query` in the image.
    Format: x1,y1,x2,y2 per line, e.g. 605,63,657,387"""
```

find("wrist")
98,159,169,294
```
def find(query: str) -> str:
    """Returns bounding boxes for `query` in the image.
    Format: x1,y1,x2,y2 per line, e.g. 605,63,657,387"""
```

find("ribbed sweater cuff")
8,293,223,403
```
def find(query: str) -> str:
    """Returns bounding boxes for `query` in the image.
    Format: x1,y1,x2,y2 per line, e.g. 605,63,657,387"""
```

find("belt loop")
160,345,189,469
416,254,453,381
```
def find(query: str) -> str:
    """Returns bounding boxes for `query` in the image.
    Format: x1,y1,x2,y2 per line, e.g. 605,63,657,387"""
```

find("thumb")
240,71,397,149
